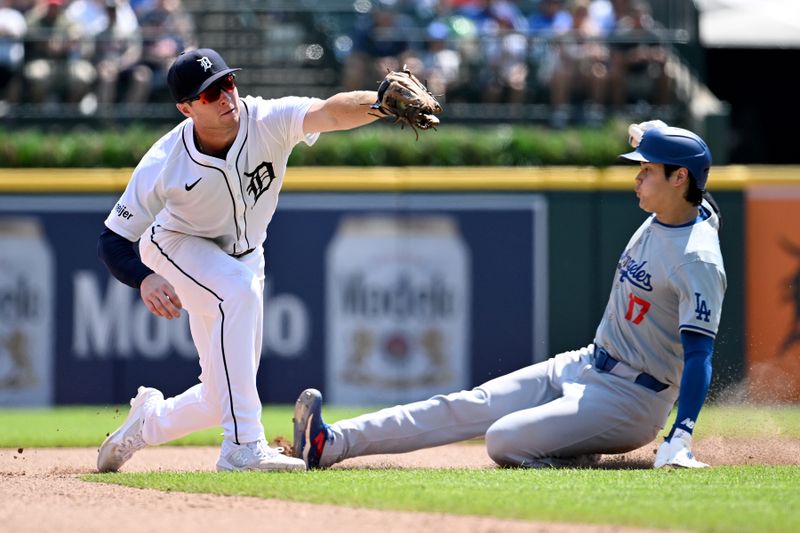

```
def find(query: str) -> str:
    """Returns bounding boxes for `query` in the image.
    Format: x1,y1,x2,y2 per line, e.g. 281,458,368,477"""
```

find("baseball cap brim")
183,67,241,101
618,149,650,164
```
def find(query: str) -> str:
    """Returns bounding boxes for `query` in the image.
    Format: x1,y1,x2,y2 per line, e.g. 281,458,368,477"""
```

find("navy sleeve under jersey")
97,227,154,289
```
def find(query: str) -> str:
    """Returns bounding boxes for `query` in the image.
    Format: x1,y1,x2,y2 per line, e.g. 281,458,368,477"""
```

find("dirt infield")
1,438,798,533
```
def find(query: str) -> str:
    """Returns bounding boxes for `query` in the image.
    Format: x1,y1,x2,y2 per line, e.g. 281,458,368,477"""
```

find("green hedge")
0,126,168,168
0,122,630,168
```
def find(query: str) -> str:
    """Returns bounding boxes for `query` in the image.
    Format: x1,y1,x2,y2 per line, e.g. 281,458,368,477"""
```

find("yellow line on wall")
0,168,135,193
0,166,797,193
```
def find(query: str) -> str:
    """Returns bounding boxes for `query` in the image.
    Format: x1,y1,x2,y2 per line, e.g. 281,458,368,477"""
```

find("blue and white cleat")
292,388,330,469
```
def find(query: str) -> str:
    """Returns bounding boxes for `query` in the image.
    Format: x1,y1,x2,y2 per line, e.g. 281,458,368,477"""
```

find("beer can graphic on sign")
0,218,54,406
326,215,470,405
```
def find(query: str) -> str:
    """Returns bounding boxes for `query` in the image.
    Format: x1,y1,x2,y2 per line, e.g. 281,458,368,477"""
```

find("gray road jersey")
594,200,726,387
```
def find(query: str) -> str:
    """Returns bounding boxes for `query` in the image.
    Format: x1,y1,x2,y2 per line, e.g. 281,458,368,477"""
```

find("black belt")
592,346,669,393
231,248,255,259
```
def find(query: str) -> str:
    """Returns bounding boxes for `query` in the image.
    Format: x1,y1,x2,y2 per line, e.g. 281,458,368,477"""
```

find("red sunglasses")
185,74,236,104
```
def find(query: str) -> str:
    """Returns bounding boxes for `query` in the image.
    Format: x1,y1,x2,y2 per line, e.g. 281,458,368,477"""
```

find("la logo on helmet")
197,57,213,71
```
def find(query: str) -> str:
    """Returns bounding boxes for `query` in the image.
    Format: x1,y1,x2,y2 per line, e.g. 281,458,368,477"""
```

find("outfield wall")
0,167,796,405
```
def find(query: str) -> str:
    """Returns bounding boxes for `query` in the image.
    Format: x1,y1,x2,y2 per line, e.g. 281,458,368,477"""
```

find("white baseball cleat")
654,429,709,469
97,386,164,472
216,438,306,472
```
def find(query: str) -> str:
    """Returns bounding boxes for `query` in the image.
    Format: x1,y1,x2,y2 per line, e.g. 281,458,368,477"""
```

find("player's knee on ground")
485,422,528,467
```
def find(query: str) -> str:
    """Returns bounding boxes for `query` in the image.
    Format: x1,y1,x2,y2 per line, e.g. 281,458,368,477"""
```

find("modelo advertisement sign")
0,218,54,406
0,193,547,406
326,215,470,405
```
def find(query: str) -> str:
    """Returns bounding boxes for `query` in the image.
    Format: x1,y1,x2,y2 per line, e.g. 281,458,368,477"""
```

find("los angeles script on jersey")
617,252,653,291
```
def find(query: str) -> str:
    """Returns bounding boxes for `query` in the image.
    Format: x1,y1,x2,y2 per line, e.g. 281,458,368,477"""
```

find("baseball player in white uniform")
96,48,385,472
294,123,726,469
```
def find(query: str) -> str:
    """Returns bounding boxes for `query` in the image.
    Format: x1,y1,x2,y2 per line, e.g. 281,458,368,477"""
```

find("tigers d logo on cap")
197,56,213,72
167,48,241,103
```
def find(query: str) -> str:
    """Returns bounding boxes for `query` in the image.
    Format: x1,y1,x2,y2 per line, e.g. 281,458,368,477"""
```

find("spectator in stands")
91,0,150,104
527,0,572,126
528,0,572,35
0,0,27,109
418,19,463,101
64,0,136,37
608,0,672,114
9,0,36,13
452,0,486,21
548,0,609,127
408,0,446,23
342,0,415,91
23,0,96,105
475,0,529,104
588,0,618,35
449,0,482,8
129,0,154,16
136,0,195,102
457,0,524,28
425,6,483,101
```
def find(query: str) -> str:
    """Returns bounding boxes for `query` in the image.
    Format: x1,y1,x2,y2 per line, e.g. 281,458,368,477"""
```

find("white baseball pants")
137,226,266,446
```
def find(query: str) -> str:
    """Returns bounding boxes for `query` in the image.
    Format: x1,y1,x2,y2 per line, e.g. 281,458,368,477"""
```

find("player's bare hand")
140,273,183,319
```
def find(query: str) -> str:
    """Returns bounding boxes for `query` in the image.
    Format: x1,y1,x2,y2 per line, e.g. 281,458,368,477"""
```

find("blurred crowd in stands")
342,0,675,127
0,0,195,115
0,0,675,127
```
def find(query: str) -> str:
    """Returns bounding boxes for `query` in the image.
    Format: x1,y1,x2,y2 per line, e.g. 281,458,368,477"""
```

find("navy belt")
592,346,668,393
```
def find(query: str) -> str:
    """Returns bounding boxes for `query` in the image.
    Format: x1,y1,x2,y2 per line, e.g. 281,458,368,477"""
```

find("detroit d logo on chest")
244,161,277,204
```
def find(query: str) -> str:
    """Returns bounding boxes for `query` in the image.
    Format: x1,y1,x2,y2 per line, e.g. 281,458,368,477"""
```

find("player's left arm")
654,331,713,468
303,91,381,134
655,259,726,468
672,331,714,438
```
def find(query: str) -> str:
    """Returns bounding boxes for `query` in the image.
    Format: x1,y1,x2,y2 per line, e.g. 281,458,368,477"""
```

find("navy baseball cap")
167,48,241,103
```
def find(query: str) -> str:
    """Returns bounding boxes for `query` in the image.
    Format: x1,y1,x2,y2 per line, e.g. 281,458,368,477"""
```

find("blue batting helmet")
619,127,712,190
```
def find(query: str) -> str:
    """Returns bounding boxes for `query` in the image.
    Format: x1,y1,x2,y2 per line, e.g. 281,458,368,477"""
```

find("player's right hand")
140,273,183,319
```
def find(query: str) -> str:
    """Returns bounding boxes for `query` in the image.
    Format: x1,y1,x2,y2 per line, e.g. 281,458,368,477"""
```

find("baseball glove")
370,66,443,139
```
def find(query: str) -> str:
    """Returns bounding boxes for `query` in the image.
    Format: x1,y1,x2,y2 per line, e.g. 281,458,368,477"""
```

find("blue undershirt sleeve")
97,227,154,289
668,330,714,438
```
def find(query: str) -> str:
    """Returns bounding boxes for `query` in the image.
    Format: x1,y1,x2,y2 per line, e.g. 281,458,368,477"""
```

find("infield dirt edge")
2,439,798,533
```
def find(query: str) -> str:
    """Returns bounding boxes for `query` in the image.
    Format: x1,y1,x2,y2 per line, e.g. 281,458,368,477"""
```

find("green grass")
4,403,799,531
0,405,373,448
2,403,798,448
691,405,800,439
83,467,800,533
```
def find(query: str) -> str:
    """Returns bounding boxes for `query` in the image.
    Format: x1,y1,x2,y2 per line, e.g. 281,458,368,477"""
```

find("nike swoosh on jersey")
185,178,203,191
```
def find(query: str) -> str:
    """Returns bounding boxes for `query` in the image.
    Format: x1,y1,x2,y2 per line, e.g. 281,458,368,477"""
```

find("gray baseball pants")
322,345,678,467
